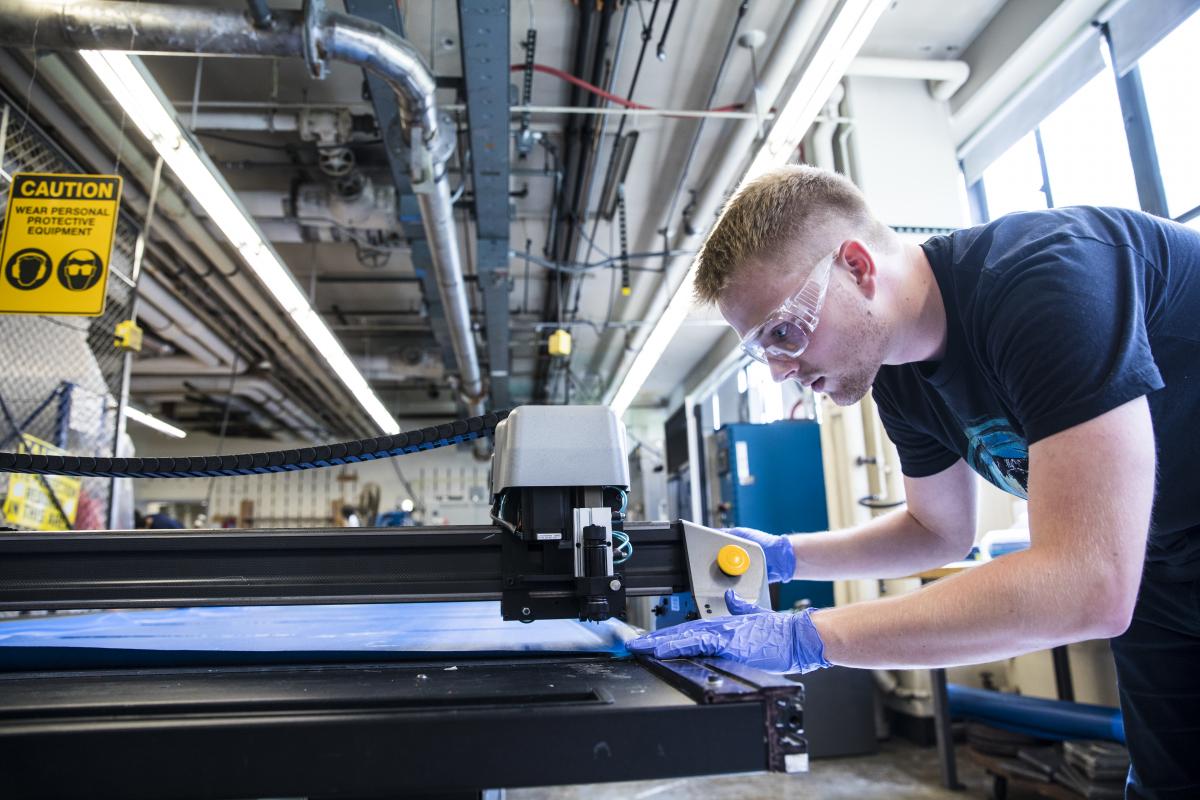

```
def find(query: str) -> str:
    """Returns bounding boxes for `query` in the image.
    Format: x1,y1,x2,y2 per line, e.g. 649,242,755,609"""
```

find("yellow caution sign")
0,172,122,316
2,434,81,531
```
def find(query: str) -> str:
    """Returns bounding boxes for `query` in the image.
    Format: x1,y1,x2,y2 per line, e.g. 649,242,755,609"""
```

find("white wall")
844,75,969,229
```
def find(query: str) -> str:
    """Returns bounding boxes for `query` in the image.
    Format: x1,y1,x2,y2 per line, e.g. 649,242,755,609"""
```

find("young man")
628,166,1200,798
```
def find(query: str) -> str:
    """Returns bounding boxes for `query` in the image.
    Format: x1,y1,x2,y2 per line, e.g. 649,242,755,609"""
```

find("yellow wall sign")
0,172,122,316
2,434,81,531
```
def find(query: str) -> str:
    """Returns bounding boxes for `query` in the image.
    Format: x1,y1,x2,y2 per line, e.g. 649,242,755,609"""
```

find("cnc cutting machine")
0,407,808,799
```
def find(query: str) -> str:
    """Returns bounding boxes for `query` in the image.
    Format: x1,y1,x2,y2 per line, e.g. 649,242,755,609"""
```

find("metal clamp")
408,115,456,193
301,0,329,80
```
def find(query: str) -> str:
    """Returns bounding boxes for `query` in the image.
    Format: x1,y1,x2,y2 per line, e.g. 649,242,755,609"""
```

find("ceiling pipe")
0,0,484,415
136,303,225,369
132,374,322,438
131,357,244,377
844,56,970,102
138,275,241,366
190,111,300,132
807,82,846,171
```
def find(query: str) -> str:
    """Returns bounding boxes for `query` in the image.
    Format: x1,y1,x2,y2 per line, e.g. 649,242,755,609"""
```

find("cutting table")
0,406,809,798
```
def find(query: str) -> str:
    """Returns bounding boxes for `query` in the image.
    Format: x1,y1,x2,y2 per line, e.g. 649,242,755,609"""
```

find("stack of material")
966,725,1131,799
1056,741,1130,799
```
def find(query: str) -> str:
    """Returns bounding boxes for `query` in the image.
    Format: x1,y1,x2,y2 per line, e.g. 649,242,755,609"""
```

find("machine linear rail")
0,521,687,611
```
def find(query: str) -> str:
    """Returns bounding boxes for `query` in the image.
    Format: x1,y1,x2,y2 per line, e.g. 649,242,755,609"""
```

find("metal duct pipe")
0,0,483,413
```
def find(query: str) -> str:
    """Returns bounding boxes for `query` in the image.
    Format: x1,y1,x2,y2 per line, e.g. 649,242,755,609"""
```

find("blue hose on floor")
948,684,1125,743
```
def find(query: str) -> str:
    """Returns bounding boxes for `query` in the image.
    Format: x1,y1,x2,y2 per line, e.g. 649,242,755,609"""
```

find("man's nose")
767,356,797,383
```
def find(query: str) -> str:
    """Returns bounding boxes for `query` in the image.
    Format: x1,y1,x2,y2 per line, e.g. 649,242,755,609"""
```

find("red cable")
511,63,744,113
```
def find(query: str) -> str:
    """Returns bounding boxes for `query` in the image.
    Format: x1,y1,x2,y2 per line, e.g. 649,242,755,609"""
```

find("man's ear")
839,240,876,300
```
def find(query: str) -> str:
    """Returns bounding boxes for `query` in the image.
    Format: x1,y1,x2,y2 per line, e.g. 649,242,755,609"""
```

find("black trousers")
1110,575,1200,799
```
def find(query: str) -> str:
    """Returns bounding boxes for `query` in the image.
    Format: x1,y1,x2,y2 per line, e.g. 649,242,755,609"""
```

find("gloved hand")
627,590,831,674
723,526,795,583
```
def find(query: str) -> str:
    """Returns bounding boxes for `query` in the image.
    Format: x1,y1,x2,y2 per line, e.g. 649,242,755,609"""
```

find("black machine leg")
930,667,963,791
1051,645,1075,701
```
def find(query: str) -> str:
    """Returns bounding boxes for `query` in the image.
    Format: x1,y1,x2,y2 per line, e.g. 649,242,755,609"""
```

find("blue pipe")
948,684,1125,743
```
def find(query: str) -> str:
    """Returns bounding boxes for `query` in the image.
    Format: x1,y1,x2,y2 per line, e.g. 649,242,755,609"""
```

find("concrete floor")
510,740,990,799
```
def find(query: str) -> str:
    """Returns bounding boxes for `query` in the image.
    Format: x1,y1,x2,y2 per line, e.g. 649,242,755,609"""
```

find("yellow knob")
717,544,750,576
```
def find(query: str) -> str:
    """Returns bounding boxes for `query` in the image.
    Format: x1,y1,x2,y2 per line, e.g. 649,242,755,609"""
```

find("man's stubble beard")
824,293,887,407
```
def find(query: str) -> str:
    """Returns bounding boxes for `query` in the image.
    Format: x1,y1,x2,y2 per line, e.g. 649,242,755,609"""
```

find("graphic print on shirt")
963,417,1028,499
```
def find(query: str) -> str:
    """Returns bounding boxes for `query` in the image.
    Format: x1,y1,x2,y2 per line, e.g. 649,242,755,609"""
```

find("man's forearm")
811,548,1120,668
787,507,969,580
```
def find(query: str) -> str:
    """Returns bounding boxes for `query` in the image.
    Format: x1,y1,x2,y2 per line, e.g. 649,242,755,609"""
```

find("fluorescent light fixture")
126,407,187,439
80,51,400,435
608,0,892,418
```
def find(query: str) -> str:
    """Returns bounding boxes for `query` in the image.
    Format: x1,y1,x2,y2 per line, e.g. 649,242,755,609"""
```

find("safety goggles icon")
64,260,97,276
738,250,836,364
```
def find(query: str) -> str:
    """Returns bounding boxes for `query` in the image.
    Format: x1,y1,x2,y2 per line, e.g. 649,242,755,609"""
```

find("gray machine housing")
491,405,630,495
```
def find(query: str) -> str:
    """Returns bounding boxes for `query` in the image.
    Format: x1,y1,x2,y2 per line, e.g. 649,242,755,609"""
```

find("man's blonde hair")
694,165,889,304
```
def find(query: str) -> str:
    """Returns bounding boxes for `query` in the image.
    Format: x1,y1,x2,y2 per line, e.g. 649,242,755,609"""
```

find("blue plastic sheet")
0,602,637,670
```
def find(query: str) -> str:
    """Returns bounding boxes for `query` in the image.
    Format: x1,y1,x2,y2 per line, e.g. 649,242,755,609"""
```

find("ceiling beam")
457,0,513,409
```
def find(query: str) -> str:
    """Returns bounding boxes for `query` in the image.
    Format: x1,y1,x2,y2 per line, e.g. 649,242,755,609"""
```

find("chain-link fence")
0,97,137,530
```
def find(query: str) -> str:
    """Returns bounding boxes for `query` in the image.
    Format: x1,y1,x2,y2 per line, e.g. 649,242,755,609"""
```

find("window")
979,68,1139,219
972,11,1200,225
980,132,1046,218
1139,9,1200,219
1038,69,1139,209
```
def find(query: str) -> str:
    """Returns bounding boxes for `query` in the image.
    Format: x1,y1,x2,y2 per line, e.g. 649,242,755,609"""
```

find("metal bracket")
302,0,329,80
572,507,614,578
408,115,455,192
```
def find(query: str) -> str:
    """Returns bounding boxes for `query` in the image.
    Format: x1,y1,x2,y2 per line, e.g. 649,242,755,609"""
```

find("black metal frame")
0,522,689,612
0,519,809,797
0,654,805,799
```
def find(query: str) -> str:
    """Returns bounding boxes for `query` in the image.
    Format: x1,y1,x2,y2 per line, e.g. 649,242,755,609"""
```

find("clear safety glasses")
738,250,836,364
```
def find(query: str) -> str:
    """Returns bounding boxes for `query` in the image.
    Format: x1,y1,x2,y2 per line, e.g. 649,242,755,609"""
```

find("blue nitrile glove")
627,590,831,674
723,526,795,583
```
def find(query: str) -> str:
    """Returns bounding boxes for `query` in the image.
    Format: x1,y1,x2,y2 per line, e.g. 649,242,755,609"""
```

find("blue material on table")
0,602,637,670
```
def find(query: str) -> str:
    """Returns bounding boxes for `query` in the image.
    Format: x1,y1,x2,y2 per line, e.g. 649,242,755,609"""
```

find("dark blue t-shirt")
872,207,1200,579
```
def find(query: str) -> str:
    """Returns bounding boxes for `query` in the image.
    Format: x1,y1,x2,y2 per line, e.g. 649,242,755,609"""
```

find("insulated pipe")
0,0,482,414
189,111,300,131
237,191,292,219
844,56,970,102
132,375,322,436
808,82,846,171
130,357,243,377
135,303,225,369
138,275,241,366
